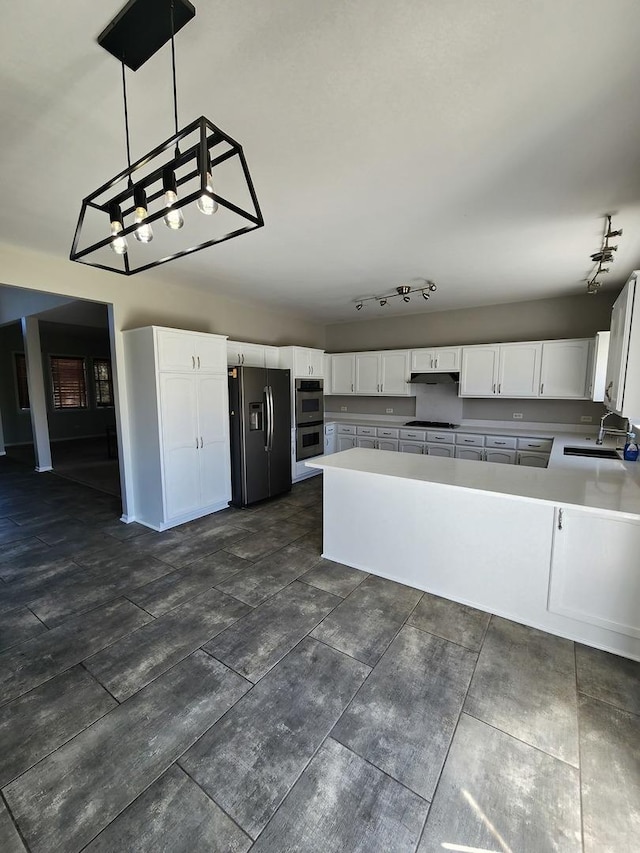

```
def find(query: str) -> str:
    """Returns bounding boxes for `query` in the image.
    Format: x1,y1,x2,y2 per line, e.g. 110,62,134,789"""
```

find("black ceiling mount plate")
97,0,196,71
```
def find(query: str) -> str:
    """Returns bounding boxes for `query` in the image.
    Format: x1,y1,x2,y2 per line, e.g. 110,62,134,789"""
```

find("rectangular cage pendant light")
70,0,263,275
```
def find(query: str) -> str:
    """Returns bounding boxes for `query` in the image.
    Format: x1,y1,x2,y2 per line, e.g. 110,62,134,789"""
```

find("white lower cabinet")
337,435,357,451
124,326,231,531
485,449,516,464
548,507,640,639
357,437,377,449
377,438,399,452
517,451,549,468
324,423,337,455
400,441,424,454
427,444,454,458
455,446,484,461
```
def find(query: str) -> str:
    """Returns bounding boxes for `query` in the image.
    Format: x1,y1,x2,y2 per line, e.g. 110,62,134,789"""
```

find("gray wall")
325,292,617,352
0,321,114,445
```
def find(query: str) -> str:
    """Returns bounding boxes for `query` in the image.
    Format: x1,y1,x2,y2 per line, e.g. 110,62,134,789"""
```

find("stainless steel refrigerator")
228,366,292,507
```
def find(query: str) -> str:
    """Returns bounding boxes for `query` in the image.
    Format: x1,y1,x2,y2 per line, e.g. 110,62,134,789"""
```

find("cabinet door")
159,374,201,519
323,354,333,393
156,329,197,372
226,342,243,366
293,349,311,377
427,444,454,458
264,346,280,369
517,451,549,468
498,343,542,397
355,353,380,395
377,439,399,452
337,436,356,451
195,336,227,373
410,349,434,372
549,508,640,639
331,354,356,394
432,347,461,371
197,375,231,508
605,285,633,412
308,349,325,378
357,437,377,449
460,346,499,396
237,343,266,368
400,441,424,454
380,351,410,395
540,340,590,399
454,447,484,461
485,449,516,464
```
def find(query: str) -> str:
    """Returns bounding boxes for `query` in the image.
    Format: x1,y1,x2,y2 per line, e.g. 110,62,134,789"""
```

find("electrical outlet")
386,408,394,414
512,412,523,420
580,415,593,423
340,406,348,412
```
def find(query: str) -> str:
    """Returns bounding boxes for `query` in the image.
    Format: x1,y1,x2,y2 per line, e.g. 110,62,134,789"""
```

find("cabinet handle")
495,441,506,445
192,356,195,369
463,439,473,443
351,383,354,392
200,436,203,448
435,358,439,368
198,356,201,369
605,381,613,402
195,437,198,448
558,508,563,530
492,383,496,394
381,383,383,392
498,383,501,394
430,358,434,369
540,383,544,395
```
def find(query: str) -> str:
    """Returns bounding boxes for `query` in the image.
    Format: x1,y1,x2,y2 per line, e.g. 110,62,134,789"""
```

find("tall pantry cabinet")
123,326,231,531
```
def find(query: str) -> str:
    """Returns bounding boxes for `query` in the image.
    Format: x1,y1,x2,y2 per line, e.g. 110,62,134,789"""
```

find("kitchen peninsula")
308,437,640,661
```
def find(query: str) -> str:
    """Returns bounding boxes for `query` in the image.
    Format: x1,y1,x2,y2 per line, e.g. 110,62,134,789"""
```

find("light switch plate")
386,408,394,413
340,406,348,412
512,412,523,419
581,416,593,423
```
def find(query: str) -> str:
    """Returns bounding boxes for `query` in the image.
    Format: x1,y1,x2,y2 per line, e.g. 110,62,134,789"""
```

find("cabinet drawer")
399,441,424,454
455,433,484,447
324,424,336,436
377,427,399,438
485,435,517,450
337,424,357,435
356,426,377,436
400,429,427,441
426,431,455,444
517,438,553,452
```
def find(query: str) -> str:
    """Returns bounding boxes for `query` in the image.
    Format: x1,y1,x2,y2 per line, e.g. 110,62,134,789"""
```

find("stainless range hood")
409,372,460,384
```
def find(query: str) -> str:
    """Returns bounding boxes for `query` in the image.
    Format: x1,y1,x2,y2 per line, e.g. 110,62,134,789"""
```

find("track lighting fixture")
354,279,438,311
70,0,263,275
586,215,622,295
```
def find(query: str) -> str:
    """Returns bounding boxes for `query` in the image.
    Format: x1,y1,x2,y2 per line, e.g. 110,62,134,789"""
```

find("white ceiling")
2,0,640,322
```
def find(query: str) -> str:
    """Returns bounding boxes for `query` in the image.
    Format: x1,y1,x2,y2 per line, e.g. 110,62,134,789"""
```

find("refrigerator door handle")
268,385,275,450
263,386,270,451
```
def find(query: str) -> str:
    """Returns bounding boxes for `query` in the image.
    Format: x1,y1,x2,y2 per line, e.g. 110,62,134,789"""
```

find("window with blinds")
50,356,88,409
14,353,30,410
93,358,114,407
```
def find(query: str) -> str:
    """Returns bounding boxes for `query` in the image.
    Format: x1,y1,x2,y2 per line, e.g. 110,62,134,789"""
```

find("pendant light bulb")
162,168,184,230
108,203,128,255
133,186,153,243
197,172,219,216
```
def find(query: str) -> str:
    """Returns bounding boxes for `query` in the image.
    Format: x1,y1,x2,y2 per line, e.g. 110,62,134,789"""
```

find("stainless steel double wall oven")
295,378,324,460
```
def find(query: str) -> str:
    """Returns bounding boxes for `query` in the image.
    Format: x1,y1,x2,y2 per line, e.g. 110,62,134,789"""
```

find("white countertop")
308,433,640,519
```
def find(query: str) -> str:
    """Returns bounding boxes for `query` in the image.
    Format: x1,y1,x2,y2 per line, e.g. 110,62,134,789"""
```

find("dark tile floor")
0,456,638,853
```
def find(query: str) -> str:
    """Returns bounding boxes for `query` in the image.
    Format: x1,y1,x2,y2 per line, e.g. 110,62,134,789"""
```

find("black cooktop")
405,421,459,429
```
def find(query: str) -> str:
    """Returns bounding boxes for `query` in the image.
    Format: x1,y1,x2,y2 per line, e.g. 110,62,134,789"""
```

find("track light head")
356,302,363,311
403,295,411,303
379,299,387,306
422,290,430,300
428,281,437,292
607,228,623,238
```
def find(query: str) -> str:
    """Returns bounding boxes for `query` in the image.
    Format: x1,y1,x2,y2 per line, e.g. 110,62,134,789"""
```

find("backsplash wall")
325,393,608,425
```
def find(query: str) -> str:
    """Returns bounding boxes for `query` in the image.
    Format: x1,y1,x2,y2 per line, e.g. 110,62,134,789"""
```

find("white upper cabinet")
540,339,591,399
604,274,640,418
380,351,410,395
331,353,356,394
279,347,325,378
354,351,410,396
410,347,461,372
156,328,227,374
355,353,380,394
498,342,542,397
226,341,266,368
264,346,280,369
460,346,500,396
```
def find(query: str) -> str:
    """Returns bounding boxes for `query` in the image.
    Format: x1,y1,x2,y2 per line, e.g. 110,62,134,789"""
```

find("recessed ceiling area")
2,0,640,321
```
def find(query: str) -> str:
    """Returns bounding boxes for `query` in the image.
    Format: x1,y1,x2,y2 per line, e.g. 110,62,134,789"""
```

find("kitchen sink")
563,446,621,459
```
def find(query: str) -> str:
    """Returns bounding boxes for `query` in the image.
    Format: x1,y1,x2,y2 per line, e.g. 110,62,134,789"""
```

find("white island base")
308,449,640,662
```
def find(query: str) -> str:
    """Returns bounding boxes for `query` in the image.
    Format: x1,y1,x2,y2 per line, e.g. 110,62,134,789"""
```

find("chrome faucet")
596,410,629,445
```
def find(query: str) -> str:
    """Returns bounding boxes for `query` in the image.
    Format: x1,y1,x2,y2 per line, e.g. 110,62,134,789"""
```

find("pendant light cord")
170,0,180,156
121,60,133,186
